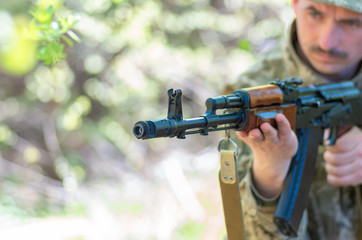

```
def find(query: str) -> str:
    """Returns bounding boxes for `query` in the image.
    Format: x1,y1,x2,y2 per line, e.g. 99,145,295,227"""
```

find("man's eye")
343,20,360,28
309,11,321,18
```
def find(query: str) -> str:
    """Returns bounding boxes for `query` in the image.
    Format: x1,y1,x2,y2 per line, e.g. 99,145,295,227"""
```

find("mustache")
309,45,348,59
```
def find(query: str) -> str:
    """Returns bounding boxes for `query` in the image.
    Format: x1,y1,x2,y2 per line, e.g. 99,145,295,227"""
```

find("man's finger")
325,161,356,177
323,150,356,166
237,131,248,138
260,122,278,143
237,129,264,142
275,114,293,139
327,173,360,187
325,127,359,153
249,128,264,142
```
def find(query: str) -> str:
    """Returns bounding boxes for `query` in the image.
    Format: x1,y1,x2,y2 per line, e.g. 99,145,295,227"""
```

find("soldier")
235,0,362,239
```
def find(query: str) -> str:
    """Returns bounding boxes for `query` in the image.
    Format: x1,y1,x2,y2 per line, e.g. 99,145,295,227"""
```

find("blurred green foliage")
174,221,205,240
29,5,80,65
0,15,37,75
0,0,293,238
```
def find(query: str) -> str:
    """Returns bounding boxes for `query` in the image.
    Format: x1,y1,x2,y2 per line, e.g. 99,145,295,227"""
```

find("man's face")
292,0,362,75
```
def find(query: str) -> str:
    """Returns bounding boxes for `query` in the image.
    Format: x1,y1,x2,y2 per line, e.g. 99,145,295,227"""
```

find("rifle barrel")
133,112,243,139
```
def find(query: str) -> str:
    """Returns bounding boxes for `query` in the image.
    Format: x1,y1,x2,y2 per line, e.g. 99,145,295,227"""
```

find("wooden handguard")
241,84,296,131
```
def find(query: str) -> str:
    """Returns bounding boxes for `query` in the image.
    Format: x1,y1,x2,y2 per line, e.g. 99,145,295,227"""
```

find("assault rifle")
133,78,362,237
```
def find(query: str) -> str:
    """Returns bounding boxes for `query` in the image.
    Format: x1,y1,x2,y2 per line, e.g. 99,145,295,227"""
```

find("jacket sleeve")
236,140,310,240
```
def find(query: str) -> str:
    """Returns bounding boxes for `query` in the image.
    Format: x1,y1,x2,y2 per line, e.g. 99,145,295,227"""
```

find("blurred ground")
0,142,226,240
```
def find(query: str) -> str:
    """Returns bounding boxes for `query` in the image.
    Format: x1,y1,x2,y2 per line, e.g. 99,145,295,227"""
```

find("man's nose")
318,21,341,51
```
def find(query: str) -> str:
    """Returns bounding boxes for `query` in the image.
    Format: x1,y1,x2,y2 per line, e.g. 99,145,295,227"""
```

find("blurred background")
0,0,293,239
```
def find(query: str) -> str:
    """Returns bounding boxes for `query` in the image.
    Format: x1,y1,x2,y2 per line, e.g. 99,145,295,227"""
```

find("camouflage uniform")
233,16,362,240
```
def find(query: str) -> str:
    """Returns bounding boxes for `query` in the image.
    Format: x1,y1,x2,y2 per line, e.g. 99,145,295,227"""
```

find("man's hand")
324,126,362,187
236,114,298,198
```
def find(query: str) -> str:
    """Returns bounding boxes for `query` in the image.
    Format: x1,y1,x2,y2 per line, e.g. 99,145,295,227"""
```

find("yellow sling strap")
219,137,246,240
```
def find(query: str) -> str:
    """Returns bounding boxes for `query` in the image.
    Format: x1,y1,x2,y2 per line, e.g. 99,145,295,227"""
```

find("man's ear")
291,0,299,14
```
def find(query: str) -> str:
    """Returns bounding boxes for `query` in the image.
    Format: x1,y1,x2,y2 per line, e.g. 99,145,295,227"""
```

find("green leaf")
67,30,81,43
67,15,75,27
239,39,250,51
58,15,72,32
61,35,74,47
36,42,66,65
29,4,79,65
112,0,125,3
30,5,54,24
46,5,54,15
174,221,205,240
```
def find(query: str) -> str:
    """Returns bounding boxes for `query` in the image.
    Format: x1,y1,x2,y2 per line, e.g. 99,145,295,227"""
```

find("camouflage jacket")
234,21,362,240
